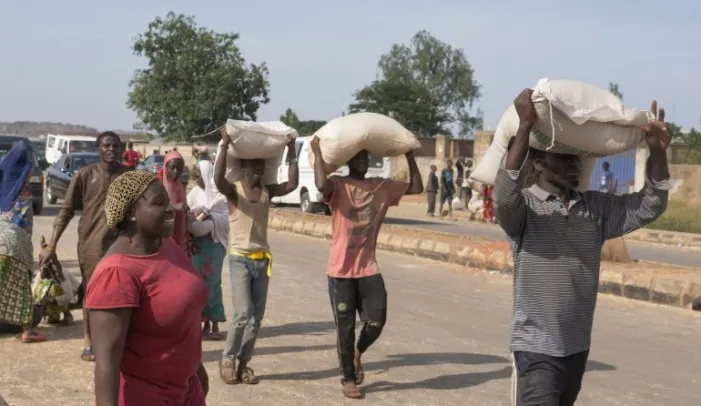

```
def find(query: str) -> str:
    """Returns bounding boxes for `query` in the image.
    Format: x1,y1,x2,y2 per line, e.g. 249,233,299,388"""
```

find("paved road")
1,212,699,405
278,206,701,268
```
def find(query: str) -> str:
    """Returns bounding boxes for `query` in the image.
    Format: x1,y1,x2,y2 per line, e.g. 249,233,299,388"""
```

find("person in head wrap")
85,170,209,405
157,151,191,257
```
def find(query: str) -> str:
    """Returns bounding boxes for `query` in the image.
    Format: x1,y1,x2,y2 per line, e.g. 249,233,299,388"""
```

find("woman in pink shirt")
311,138,423,399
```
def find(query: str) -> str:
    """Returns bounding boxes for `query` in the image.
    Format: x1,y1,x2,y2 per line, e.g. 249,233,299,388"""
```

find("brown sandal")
219,359,238,385
342,381,364,399
237,366,259,385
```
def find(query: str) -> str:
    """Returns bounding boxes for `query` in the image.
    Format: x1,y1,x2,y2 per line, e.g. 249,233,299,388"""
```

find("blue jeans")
222,255,270,363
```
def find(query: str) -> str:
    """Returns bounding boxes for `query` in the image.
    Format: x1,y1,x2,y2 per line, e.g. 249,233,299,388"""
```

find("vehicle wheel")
300,191,314,214
33,201,43,216
46,182,57,205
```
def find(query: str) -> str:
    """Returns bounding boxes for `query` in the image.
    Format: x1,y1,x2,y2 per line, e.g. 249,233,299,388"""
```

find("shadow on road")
384,217,449,227
259,321,335,339
202,344,335,363
261,351,508,386
364,366,513,392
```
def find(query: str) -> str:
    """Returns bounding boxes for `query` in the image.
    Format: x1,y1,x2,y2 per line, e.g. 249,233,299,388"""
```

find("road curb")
269,210,701,311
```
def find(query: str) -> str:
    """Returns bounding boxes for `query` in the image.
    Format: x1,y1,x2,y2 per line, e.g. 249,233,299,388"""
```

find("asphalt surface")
278,205,701,269
1,210,699,405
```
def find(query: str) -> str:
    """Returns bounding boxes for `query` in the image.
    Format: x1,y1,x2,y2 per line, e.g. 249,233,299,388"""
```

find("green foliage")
608,82,623,100
349,30,481,138
279,108,326,135
127,12,270,142
648,200,701,233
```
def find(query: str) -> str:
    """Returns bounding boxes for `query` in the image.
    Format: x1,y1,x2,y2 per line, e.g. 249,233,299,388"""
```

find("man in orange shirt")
122,142,141,169
311,138,423,399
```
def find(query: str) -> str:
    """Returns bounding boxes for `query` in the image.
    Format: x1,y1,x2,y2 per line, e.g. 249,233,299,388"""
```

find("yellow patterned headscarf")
105,170,157,230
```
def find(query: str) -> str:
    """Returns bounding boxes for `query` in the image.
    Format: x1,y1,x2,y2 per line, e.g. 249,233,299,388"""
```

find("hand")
405,150,415,159
310,136,321,154
219,127,231,146
286,138,296,150
39,247,56,267
514,89,537,129
641,100,672,152
191,207,204,217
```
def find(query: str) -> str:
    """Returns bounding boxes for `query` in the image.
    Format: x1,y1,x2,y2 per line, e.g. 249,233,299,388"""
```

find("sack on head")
217,120,299,185
471,78,652,187
309,112,421,173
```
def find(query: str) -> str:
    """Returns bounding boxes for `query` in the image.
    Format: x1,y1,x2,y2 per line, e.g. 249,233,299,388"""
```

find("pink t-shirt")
85,238,208,406
324,176,409,279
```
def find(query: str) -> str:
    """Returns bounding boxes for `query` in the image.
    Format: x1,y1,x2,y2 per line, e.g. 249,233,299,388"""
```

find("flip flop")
81,346,96,362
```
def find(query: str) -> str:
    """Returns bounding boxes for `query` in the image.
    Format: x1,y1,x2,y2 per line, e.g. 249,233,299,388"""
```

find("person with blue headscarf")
0,142,47,343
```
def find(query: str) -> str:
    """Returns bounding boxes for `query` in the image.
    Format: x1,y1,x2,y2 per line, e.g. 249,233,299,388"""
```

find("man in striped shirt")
494,89,671,406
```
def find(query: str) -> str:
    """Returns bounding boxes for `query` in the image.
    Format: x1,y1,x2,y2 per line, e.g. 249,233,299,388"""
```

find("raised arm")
213,128,238,204
91,308,131,406
493,89,536,237
310,136,335,201
602,101,671,240
405,151,424,195
268,139,299,198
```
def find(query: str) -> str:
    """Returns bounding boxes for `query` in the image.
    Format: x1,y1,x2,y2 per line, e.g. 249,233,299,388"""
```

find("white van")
271,136,392,213
46,134,98,164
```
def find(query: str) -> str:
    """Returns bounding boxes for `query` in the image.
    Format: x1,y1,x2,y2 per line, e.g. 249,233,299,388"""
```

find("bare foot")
219,359,238,385
354,350,364,385
342,381,363,399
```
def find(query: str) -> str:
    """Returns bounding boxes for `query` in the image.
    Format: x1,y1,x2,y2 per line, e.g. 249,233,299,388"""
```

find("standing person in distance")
425,164,439,217
494,90,671,406
438,160,455,220
39,131,129,362
213,128,299,386
311,138,423,399
122,142,141,169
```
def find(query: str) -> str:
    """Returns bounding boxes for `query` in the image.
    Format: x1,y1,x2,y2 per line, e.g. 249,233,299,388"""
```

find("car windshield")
151,155,164,164
69,140,97,153
73,155,100,170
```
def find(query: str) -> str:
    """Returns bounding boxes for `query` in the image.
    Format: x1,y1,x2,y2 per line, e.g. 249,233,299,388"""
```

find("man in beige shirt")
213,128,299,386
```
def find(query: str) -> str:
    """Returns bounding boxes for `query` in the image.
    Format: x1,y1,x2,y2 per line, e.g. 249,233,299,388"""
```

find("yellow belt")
231,251,272,277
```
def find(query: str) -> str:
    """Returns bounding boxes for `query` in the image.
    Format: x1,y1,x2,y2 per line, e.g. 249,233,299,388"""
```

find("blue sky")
0,0,698,132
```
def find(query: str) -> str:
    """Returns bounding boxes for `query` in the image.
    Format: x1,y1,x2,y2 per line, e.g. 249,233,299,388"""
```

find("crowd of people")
0,90,673,405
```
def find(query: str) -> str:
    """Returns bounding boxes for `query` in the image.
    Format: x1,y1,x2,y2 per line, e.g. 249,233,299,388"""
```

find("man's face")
603,162,610,172
99,136,121,164
537,152,582,190
446,160,453,169
348,151,369,175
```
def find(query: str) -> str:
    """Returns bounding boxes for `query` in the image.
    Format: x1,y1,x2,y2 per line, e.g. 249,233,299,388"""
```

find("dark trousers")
426,191,436,214
328,274,387,383
512,350,589,406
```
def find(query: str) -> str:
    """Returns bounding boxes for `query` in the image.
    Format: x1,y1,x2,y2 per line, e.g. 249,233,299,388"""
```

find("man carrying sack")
311,138,423,399
494,90,671,406
213,127,299,386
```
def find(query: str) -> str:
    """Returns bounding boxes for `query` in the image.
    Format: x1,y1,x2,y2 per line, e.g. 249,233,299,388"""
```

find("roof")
46,134,97,141
0,134,30,142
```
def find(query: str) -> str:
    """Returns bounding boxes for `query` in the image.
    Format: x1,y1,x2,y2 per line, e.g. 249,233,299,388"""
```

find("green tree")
608,82,623,100
127,12,270,141
349,30,481,137
279,108,326,135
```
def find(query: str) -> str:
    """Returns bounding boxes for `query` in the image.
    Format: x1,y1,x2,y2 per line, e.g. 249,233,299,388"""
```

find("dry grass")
648,200,701,234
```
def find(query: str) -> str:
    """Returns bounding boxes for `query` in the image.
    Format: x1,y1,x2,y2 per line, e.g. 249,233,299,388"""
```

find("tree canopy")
349,30,481,138
127,12,270,141
279,108,326,135
608,82,623,101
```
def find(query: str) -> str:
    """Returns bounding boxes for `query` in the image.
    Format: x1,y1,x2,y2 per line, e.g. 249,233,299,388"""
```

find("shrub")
647,200,701,234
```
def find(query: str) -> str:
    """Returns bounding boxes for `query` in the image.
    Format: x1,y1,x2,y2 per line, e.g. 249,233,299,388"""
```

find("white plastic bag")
451,197,465,211
471,78,652,186
217,120,298,185
310,113,421,172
